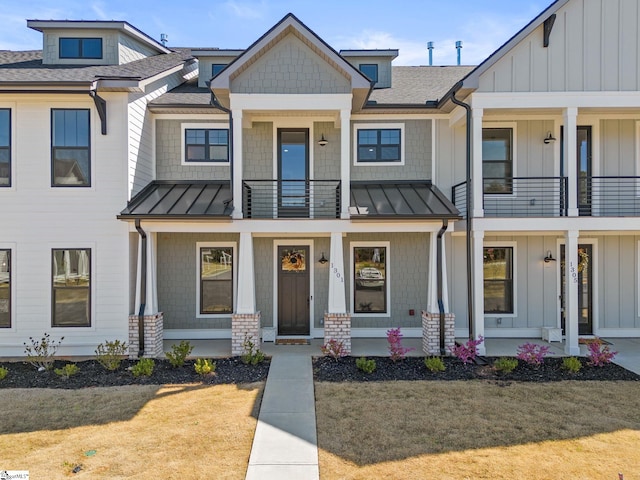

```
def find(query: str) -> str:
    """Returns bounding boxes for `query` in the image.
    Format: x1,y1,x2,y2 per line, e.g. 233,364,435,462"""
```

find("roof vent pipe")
455,40,462,65
160,33,168,46
427,41,434,66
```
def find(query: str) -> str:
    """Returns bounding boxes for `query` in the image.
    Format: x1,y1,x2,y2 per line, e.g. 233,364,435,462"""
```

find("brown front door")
278,246,310,335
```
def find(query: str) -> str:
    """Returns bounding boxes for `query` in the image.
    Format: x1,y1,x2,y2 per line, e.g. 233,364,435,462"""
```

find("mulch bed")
313,356,640,383
0,358,270,390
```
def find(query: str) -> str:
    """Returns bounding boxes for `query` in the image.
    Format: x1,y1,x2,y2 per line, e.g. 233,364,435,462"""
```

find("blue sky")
0,0,552,65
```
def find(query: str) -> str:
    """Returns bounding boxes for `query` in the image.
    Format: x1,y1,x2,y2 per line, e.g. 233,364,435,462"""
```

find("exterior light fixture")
317,134,328,147
318,252,328,264
544,132,556,144
544,250,556,263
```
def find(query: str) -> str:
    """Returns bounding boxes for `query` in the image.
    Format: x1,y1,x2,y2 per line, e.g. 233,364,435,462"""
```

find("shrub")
562,356,582,373
54,363,80,379
321,338,347,361
494,357,518,374
586,339,617,367
95,339,127,371
241,335,265,365
24,333,64,371
0,366,7,381
450,336,484,364
424,356,446,372
131,358,154,377
166,340,194,368
387,327,415,362
355,357,376,374
516,342,550,367
194,358,216,375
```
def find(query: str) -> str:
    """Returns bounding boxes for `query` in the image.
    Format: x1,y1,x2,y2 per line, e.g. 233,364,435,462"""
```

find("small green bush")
131,358,154,377
95,339,127,371
194,358,216,375
562,356,582,373
24,333,64,371
241,335,265,365
54,363,80,379
0,366,8,381
166,340,194,368
424,356,446,372
494,357,518,374
355,357,376,374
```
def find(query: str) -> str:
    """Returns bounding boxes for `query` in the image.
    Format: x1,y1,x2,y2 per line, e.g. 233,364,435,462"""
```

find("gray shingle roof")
149,78,211,105
369,66,475,104
0,48,193,84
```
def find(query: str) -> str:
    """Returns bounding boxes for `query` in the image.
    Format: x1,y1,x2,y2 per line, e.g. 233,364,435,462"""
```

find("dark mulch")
313,356,640,383
0,358,270,390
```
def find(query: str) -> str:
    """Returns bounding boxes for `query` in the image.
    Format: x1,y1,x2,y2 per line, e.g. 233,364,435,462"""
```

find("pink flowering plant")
387,327,415,362
321,338,347,361
449,336,484,364
586,339,617,367
516,342,550,367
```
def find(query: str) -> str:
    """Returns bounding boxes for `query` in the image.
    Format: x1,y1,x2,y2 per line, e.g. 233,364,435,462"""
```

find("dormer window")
359,64,378,83
59,38,103,59
212,64,226,77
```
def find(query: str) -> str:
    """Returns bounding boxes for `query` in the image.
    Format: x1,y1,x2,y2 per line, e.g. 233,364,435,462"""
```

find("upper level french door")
561,125,592,216
277,128,309,218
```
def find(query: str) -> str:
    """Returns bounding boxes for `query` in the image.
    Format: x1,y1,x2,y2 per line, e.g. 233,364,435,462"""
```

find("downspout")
210,92,234,209
450,83,474,339
436,219,449,355
134,219,146,357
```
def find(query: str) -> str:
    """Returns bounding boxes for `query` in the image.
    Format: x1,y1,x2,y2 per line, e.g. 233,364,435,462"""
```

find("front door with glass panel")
560,126,592,216
277,246,310,335
560,244,593,335
278,129,309,218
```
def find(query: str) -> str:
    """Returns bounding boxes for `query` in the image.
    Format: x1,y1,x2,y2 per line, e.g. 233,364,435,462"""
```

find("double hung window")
52,109,90,186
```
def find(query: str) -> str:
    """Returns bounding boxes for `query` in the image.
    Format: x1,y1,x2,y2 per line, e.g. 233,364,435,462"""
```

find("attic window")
59,38,103,59
212,64,226,77
359,64,378,83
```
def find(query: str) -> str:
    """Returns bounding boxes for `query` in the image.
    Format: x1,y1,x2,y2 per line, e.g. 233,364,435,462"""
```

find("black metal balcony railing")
586,177,640,216
453,177,568,217
243,180,341,219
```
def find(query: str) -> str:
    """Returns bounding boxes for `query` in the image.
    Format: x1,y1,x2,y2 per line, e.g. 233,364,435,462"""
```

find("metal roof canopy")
350,181,461,220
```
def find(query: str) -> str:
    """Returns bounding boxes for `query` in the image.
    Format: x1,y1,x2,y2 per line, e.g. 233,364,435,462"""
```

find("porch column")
232,232,260,355
564,230,580,355
471,107,484,218
232,110,244,219
340,108,351,219
325,231,351,353
563,107,579,217
129,231,163,358
471,229,486,355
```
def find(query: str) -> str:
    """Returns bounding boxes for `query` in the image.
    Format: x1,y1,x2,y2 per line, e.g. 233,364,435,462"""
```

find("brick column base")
128,313,164,359
422,311,455,356
232,312,261,356
324,312,352,355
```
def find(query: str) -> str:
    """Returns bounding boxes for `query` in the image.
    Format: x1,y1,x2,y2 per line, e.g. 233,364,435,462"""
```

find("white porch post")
134,231,158,315
232,110,244,219
564,230,581,355
340,109,351,219
472,229,486,354
427,231,449,313
325,231,351,353
564,107,578,217
236,232,256,314
471,107,484,218
327,232,347,313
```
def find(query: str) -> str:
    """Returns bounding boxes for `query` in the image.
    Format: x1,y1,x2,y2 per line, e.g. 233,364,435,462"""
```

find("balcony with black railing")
583,177,640,217
243,179,341,219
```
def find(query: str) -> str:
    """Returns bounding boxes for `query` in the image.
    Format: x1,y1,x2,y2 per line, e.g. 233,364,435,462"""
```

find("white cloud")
223,0,267,20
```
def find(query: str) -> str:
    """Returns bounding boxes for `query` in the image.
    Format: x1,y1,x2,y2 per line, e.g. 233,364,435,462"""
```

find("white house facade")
1,0,639,358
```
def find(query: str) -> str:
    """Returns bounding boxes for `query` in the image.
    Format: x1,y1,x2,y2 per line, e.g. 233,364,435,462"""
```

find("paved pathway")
245,351,319,480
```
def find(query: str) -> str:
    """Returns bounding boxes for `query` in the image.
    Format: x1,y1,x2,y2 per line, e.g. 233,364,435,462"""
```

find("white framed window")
483,241,517,316
196,242,236,318
0,108,10,187
482,122,517,195
350,241,390,317
181,123,230,165
0,248,11,328
51,248,91,327
51,108,91,187
353,123,405,166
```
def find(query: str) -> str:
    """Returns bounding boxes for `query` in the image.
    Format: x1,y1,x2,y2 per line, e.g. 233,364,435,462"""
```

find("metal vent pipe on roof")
456,40,462,65
427,41,434,66
160,33,168,46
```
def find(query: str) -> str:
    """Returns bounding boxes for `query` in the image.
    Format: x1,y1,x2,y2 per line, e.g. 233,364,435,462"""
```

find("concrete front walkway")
245,347,319,480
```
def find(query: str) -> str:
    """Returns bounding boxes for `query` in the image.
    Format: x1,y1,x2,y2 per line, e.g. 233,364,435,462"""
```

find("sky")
0,0,552,66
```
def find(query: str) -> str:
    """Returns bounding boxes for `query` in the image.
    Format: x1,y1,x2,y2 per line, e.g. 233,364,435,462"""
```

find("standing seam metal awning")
118,181,233,220
350,181,461,220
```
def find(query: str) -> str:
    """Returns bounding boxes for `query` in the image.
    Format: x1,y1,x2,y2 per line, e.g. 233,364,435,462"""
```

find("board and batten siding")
478,0,640,92
0,93,131,356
